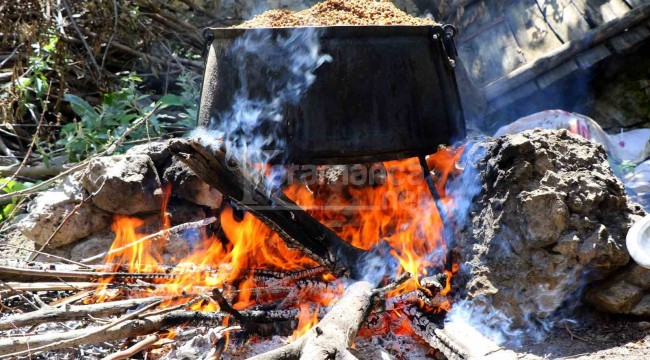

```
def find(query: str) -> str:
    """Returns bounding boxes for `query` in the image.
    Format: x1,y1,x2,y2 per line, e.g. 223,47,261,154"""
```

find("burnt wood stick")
0,309,321,357
249,274,409,360
0,265,177,282
404,305,468,360
168,139,370,278
0,297,165,331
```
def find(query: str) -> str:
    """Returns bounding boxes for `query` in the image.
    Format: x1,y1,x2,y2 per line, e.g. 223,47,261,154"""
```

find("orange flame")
291,304,319,340
92,147,463,340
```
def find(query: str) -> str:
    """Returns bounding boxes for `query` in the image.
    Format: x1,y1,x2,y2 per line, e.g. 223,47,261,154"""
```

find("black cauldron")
198,25,465,165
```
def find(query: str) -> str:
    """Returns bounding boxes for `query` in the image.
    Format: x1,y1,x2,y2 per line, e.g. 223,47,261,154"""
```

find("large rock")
18,175,112,248
125,140,173,171
82,155,164,215
586,262,650,317
456,129,644,328
163,160,223,209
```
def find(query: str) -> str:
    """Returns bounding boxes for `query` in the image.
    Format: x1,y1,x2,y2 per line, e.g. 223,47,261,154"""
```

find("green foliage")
59,73,191,162
0,178,35,223
174,72,201,127
1,33,60,121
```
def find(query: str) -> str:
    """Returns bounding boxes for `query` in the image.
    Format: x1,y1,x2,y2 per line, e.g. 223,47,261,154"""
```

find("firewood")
248,274,409,360
102,334,159,360
80,217,218,264
404,305,468,360
0,308,321,357
168,138,372,279
405,304,519,360
0,282,100,295
0,297,165,331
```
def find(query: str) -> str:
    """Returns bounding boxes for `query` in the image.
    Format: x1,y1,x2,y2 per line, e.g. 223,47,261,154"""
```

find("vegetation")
0,0,232,224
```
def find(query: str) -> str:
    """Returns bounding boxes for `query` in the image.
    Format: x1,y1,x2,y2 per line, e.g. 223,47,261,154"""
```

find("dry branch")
0,297,165,331
168,138,371,279
0,282,99,295
81,217,218,263
0,308,319,357
249,275,409,360
103,334,159,360
0,264,175,282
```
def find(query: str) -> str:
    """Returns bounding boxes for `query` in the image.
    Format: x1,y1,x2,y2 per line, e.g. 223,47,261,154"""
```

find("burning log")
168,138,370,278
249,274,409,360
404,305,519,360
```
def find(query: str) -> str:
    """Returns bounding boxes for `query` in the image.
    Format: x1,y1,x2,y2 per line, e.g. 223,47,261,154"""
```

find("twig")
102,334,159,360
0,299,163,358
0,282,140,295
212,288,244,323
60,0,103,78
564,322,588,342
0,83,50,191
37,181,104,251
80,216,217,263
101,0,120,70
0,244,91,268
0,103,161,203
0,297,165,331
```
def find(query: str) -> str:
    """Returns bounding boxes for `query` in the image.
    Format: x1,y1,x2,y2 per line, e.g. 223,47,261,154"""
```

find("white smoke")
191,28,331,191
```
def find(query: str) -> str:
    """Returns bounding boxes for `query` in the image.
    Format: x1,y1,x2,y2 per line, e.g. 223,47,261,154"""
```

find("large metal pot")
198,25,466,164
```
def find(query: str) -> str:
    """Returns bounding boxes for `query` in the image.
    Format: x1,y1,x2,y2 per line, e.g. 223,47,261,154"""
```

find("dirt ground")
513,309,650,360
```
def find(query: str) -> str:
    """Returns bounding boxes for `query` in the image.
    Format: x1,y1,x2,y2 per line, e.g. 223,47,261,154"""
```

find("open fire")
87,148,462,351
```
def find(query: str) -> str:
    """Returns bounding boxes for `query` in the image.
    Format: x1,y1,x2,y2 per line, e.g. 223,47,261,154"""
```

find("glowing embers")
90,146,463,342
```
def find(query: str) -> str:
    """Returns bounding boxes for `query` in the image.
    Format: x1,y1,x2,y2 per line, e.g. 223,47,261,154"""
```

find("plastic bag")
609,129,650,164
624,160,650,211
494,110,622,162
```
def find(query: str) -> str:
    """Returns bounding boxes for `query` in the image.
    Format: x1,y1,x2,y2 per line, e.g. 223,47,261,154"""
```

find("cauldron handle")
432,24,458,69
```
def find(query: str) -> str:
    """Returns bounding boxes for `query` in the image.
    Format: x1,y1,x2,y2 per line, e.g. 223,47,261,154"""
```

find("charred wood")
0,297,165,331
0,308,325,357
168,139,371,279
249,275,409,360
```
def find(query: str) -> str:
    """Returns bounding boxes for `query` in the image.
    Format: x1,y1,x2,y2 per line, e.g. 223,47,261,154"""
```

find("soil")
515,309,650,360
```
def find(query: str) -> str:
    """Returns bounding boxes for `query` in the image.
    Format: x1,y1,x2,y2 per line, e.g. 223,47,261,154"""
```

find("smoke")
191,28,331,191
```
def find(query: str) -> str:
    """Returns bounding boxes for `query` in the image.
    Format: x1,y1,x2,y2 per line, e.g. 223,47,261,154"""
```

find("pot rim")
205,24,446,39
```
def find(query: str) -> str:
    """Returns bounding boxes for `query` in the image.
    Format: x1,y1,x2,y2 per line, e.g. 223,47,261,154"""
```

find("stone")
125,140,172,171
630,294,650,317
625,264,650,288
18,175,112,248
634,321,650,331
167,200,208,226
585,280,643,313
455,129,644,328
82,155,164,215
163,233,192,264
552,232,580,256
519,189,568,248
70,231,115,264
163,160,223,209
